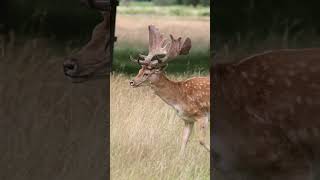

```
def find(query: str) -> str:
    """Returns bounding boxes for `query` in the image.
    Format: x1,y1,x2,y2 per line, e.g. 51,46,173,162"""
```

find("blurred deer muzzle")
129,79,144,87
129,80,136,87
63,59,79,76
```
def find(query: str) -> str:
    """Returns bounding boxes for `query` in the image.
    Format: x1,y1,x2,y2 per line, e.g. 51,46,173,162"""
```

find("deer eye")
143,73,149,76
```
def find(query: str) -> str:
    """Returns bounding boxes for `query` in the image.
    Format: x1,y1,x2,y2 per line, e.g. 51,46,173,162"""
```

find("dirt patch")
116,15,210,48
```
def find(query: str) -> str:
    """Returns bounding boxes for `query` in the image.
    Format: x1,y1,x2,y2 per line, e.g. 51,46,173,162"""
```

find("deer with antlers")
129,25,210,153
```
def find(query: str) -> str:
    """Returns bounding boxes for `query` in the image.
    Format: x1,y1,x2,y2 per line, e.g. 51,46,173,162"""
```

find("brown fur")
131,66,210,153
212,48,320,180
150,73,210,120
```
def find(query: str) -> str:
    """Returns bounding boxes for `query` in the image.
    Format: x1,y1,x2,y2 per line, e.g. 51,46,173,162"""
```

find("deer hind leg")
180,122,194,155
196,116,210,151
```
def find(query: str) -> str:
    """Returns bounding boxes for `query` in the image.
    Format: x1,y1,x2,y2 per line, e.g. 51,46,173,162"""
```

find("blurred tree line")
152,0,209,6
214,0,320,42
0,0,101,41
121,0,209,6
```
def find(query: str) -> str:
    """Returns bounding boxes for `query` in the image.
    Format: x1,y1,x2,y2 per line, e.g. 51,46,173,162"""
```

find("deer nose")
129,80,135,86
63,59,78,75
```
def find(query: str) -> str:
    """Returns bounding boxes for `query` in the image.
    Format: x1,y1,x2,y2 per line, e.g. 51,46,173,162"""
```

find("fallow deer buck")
129,25,210,153
212,49,320,180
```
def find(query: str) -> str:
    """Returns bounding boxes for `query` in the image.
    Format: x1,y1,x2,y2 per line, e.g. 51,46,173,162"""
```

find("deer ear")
180,37,192,55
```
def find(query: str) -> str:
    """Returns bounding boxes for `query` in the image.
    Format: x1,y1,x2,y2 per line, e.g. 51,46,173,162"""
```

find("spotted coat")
213,48,320,179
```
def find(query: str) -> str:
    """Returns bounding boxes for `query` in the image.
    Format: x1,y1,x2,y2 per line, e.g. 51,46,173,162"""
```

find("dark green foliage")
214,0,320,40
113,47,210,74
199,0,210,6
152,0,209,6
1,0,101,41
153,0,178,6
182,0,199,6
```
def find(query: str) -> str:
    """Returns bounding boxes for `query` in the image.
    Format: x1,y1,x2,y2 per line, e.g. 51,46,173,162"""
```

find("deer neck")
149,73,180,106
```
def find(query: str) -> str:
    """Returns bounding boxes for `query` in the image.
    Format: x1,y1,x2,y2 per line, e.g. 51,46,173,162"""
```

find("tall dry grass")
0,35,108,180
110,74,210,180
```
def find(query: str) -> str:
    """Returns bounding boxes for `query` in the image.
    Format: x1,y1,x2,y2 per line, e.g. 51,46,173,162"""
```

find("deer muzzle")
129,79,145,88
129,80,137,87
63,58,79,76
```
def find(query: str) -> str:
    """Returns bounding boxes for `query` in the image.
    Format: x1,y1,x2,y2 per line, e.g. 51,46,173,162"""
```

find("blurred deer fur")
213,49,320,180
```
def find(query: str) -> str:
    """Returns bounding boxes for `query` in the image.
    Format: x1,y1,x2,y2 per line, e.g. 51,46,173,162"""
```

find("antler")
158,34,192,64
131,25,192,68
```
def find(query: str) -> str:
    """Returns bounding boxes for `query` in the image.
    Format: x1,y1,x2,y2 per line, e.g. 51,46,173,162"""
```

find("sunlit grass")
110,73,210,180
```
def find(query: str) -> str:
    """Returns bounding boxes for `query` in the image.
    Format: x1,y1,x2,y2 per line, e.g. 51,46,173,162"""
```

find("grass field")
110,74,210,180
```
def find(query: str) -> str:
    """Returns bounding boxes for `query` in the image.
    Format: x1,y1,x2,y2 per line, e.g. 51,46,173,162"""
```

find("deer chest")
171,104,195,122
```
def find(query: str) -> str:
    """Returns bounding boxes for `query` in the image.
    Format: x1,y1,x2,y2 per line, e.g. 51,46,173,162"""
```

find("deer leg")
197,117,210,151
180,122,194,155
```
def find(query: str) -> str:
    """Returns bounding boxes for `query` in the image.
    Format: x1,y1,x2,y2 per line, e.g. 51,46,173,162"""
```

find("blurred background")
213,0,320,62
0,1,109,180
213,1,320,180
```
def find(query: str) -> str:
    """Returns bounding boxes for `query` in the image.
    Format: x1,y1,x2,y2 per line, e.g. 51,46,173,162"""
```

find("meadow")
110,74,210,180
110,13,210,180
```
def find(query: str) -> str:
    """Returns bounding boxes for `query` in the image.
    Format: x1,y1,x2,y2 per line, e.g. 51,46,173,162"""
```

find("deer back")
212,48,320,176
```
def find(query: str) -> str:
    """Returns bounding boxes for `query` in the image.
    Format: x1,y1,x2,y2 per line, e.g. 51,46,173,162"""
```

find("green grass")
118,1,210,17
113,46,210,75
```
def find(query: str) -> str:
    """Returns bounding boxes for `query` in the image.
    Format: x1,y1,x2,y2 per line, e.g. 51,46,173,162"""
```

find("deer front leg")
197,116,210,151
180,122,194,155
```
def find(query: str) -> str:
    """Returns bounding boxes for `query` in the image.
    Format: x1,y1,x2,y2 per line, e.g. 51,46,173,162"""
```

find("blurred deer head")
63,12,111,82
129,25,192,87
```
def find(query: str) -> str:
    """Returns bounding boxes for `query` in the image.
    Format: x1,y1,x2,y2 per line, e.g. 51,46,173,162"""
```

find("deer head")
63,11,111,83
129,25,192,87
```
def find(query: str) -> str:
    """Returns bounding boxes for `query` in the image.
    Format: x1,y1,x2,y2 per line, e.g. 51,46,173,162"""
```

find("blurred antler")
159,34,192,64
